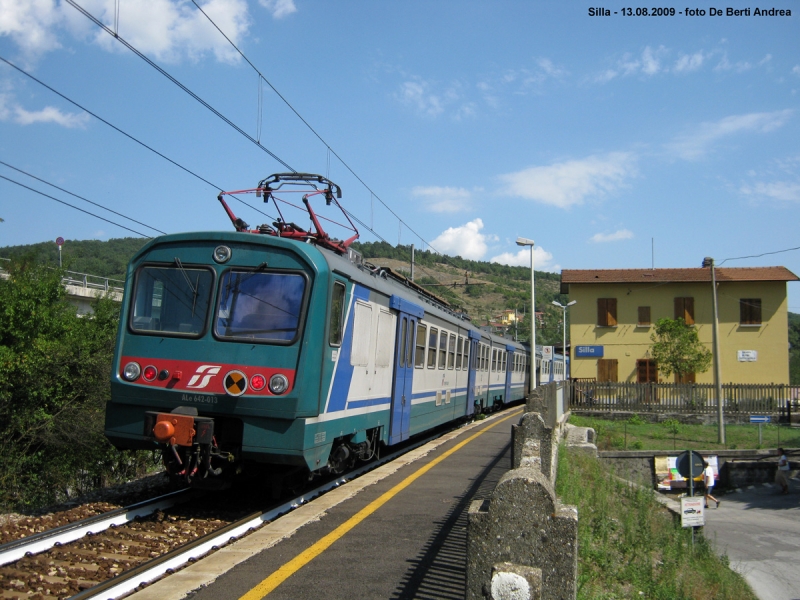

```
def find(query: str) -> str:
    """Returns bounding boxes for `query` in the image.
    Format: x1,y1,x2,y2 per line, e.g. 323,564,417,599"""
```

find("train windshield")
131,265,214,336
215,270,307,343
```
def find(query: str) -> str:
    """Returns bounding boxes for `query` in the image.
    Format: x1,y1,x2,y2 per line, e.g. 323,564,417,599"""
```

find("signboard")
750,415,770,424
56,237,64,246
575,345,604,358
738,350,757,362
542,346,553,359
680,497,705,528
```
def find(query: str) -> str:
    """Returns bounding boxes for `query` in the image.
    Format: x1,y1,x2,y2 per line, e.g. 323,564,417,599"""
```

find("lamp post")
516,237,536,390
702,257,725,444
552,300,577,381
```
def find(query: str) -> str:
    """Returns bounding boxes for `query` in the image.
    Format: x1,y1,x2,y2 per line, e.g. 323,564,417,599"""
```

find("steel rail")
68,423,476,600
0,488,194,566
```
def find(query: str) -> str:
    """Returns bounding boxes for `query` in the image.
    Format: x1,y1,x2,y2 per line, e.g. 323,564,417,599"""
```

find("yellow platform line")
239,409,522,600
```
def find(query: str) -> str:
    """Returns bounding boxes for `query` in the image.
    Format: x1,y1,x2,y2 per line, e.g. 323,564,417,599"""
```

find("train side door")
465,331,481,415
389,296,423,445
504,346,514,404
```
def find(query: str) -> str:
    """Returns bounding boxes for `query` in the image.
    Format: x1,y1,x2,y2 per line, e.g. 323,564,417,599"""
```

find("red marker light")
250,374,267,391
143,365,158,381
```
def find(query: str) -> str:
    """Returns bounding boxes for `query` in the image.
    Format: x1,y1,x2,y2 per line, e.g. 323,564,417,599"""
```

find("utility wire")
0,55,276,225
188,0,452,261
719,245,800,266
0,174,150,237
0,160,166,235
65,0,295,173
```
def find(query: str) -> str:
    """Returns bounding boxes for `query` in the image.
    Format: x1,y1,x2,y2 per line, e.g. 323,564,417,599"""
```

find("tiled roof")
561,267,799,284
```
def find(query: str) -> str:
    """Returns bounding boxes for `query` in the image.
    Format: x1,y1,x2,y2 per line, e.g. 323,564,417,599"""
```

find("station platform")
129,406,523,600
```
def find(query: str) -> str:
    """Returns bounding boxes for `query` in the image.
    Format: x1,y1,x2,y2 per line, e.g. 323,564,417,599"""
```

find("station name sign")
575,345,603,358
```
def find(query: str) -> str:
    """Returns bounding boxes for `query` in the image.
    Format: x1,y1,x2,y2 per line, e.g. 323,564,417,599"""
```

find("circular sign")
676,450,705,480
224,370,248,397
56,237,65,246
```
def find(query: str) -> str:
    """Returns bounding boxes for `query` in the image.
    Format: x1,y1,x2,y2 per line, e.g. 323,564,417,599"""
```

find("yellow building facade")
561,267,798,385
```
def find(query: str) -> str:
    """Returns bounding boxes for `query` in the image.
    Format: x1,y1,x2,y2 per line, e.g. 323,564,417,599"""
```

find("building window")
674,297,695,325
597,358,618,382
637,306,651,327
636,359,658,383
597,298,617,327
740,298,762,325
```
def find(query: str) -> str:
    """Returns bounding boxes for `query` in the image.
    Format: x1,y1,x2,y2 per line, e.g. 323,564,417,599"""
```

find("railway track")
0,415,498,600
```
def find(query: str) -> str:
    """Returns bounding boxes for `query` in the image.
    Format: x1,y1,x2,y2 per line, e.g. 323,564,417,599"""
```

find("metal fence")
62,270,125,293
568,380,800,417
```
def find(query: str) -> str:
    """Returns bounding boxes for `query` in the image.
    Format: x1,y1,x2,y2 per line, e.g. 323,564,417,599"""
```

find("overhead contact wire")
65,0,295,173
0,55,277,225
0,174,150,237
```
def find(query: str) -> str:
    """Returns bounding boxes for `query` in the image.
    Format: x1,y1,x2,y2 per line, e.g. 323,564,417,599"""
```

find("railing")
0,258,124,294
568,380,800,416
62,270,125,293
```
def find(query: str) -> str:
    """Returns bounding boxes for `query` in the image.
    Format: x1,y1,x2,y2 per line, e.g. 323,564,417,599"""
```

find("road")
703,476,800,600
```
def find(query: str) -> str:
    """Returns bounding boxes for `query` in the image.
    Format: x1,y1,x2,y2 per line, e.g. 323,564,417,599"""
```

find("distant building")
560,267,799,384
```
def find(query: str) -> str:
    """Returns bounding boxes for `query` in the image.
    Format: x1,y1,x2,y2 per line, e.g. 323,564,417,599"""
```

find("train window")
132,265,213,337
428,327,438,368
447,334,456,369
329,282,346,346
438,330,447,369
376,310,394,368
492,348,497,371
216,270,307,343
350,302,372,366
455,337,463,369
462,339,469,370
482,345,488,371
415,323,427,368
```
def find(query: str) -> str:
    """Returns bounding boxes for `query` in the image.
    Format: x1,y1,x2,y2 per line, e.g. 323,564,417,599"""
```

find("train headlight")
269,374,289,395
123,362,141,381
213,245,232,264
143,365,158,381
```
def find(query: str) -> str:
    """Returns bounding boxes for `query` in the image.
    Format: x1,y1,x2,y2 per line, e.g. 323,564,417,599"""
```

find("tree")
650,318,712,381
0,257,148,509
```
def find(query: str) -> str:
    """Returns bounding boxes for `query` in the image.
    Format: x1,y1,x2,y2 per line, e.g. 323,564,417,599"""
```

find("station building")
560,266,799,385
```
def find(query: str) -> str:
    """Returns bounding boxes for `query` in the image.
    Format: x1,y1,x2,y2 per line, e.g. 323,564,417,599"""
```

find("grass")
569,415,800,451
556,446,756,599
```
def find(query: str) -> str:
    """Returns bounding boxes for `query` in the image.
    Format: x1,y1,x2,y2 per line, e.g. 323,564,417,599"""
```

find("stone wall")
466,386,596,600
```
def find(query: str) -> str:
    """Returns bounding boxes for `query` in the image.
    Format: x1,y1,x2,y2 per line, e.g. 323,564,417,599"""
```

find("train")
103,173,565,488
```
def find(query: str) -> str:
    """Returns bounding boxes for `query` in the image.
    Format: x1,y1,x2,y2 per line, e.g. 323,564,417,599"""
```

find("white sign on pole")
542,346,553,359
680,497,705,528
737,350,757,362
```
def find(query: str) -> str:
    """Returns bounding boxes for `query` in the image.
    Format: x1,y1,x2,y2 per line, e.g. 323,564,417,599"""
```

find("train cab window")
329,282,346,346
415,323,427,368
216,270,307,343
428,327,438,368
447,334,456,369
131,265,214,337
438,330,447,369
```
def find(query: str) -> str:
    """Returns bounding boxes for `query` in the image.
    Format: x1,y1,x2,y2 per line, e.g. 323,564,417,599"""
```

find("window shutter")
638,306,651,325
674,297,683,320
597,298,607,326
607,298,617,326
684,297,694,325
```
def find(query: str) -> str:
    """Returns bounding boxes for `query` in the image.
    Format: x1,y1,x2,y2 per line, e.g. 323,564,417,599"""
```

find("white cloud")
396,78,469,119
666,110,793,160
1,0,251,64
259,0,296,19
428,218,496,260
793,65,800,76
498,152,636,209
740,181,800,202
673,51,705,73
412,186,473,213
589,229,634,243
489,246,558,272
596,46,667,82
13,104,89,127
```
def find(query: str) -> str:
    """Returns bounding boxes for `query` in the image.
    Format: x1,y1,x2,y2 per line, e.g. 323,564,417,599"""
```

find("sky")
0,1,799,307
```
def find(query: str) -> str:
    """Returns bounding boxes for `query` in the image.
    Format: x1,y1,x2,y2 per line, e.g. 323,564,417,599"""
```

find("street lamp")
702,257,725,444
552,300,577,381
516,237,536,390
